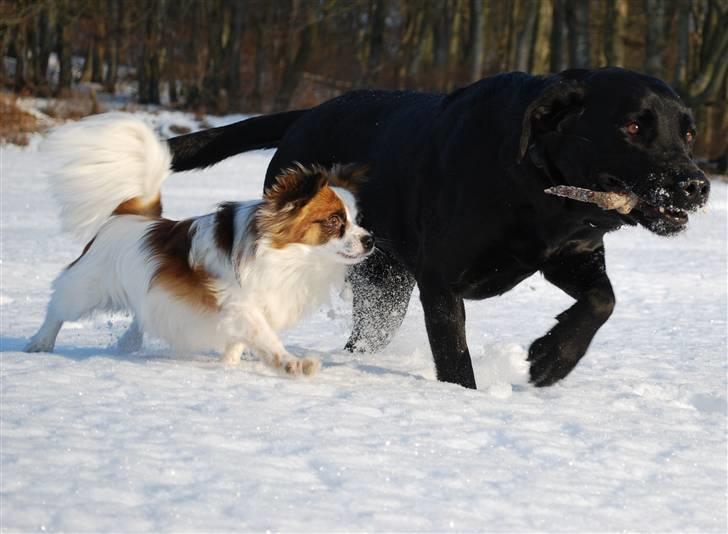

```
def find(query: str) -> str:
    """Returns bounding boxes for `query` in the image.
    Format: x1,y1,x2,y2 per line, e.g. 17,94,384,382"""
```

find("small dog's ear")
325,163,369,195
518,79,585,162
264,163,329,210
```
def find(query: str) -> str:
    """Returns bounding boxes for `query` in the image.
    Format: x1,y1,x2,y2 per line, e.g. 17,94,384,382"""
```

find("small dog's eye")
625,121,640,136
685,130,694,143
326,215,341,227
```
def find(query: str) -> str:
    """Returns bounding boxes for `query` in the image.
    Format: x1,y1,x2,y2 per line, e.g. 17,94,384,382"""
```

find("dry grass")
41,90,101,121
0,89,107,145
0,94,42,146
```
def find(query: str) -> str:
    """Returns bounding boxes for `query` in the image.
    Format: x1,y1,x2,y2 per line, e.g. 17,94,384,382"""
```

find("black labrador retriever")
168,67,710,388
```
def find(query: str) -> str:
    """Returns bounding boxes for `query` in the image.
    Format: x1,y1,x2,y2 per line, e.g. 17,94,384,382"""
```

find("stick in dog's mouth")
544,185,640,215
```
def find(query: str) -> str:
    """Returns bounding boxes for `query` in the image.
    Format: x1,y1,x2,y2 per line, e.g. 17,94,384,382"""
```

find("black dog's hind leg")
529,244,615,387
419,279,477,389
344,252,415,353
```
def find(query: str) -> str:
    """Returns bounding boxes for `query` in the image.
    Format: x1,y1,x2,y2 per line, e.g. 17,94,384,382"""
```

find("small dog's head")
258,163,374,264
520,67,710,236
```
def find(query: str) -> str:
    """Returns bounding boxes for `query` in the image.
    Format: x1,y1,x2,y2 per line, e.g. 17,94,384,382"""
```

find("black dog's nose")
360,234,374,251
680,176,710,204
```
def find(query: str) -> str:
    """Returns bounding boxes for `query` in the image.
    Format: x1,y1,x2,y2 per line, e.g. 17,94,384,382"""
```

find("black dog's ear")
518,80,585,162
264,163,329,210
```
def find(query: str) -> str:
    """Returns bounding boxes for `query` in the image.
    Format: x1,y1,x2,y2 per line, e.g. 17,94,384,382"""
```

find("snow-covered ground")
1,113,726,532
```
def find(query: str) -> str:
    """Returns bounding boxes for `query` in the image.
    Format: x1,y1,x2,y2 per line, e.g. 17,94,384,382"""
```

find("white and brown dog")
25,114,374,376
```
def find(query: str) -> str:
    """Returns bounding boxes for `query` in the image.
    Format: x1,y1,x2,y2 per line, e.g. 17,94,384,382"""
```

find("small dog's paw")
219,353,240,365
301,357,321,377
283,359,303,376
24,337,55,353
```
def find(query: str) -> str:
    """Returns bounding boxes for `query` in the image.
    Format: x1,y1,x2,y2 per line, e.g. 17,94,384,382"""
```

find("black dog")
168,67,710,388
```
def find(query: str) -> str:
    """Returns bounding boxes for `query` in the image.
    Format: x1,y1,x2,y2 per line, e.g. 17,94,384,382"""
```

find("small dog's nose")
680,176,710,204
360,234,374,251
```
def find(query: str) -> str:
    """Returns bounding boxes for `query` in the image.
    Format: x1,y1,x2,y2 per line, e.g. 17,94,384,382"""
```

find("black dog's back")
264,89,445,184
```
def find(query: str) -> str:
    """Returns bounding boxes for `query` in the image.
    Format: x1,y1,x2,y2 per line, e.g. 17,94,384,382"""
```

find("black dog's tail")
167,109,309,172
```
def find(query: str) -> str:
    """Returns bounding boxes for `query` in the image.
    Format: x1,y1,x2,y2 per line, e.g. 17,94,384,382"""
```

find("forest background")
1,0,726,159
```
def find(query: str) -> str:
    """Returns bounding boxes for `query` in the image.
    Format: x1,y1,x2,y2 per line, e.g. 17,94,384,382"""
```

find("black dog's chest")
450,220,602,300
454,250,540,299
458,269,535,299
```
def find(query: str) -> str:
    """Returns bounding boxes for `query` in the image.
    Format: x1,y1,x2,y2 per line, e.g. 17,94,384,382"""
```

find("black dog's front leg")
419,281,477,389
529,244,615,387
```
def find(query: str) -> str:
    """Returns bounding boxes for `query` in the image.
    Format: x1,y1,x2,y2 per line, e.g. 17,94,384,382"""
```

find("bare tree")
138,0,164,104
644,0,666,78
550,0,567,72
468,0,486,81
604,0,627,67
565,0,590,68
516,0,539,72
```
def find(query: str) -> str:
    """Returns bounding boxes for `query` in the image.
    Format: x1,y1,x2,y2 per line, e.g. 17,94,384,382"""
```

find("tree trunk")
432,0,452,89
14,22,28,92
138,0,164,104
32,5,54,94
200,0,225,112
516,0,539,72
550,0,567,72
644,0,665,78
273,2,317,111
79,45,92,83
565,0,589,68
604,0,626,67
250,9,268,112
56,0,73,96
672,0,689,89
104,0,120,93
91,25,104,84
688,0,728,104
225,0,244,111
504,0,520,70
360,0,385,87
530,0,552,74
468,0,486,81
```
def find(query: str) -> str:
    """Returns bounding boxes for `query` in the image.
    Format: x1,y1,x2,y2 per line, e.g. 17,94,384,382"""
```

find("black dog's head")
520,67,710,235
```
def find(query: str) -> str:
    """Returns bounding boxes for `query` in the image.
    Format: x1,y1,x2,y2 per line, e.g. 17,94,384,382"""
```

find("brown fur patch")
113,194,163,218
259,183,346,248
144,218,219,311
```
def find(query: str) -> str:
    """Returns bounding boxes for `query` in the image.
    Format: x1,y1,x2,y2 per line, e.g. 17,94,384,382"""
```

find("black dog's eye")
685,130,695,143
625,121,640,136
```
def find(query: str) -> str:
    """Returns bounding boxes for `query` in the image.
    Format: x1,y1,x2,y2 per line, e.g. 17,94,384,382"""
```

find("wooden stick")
544,186,640,214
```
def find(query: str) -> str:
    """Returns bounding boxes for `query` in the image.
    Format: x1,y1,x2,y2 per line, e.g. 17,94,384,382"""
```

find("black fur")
168,68,710,388
214,202,238,259
168,110,308,172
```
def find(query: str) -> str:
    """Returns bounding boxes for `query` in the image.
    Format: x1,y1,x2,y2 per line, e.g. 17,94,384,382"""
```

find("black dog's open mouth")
633,202,689,227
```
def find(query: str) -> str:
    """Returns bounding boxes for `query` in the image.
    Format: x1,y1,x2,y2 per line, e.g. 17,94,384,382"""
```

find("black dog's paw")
527,335,580,387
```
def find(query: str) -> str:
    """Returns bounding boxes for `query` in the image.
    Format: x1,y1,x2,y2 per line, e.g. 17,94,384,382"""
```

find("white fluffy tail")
43,113,171,240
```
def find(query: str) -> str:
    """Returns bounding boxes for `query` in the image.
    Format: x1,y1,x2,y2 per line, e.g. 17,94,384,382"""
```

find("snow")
1,112,726,532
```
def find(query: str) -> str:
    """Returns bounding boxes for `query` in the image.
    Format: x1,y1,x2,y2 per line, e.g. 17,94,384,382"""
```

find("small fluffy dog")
25,114,374,376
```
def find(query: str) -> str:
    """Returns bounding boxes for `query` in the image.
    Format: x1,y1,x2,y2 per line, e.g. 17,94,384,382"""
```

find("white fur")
27,115,373,378
43,113,171,240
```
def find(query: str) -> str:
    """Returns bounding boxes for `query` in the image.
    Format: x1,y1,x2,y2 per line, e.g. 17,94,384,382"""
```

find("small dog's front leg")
233,312,320,377
220,341,245,365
